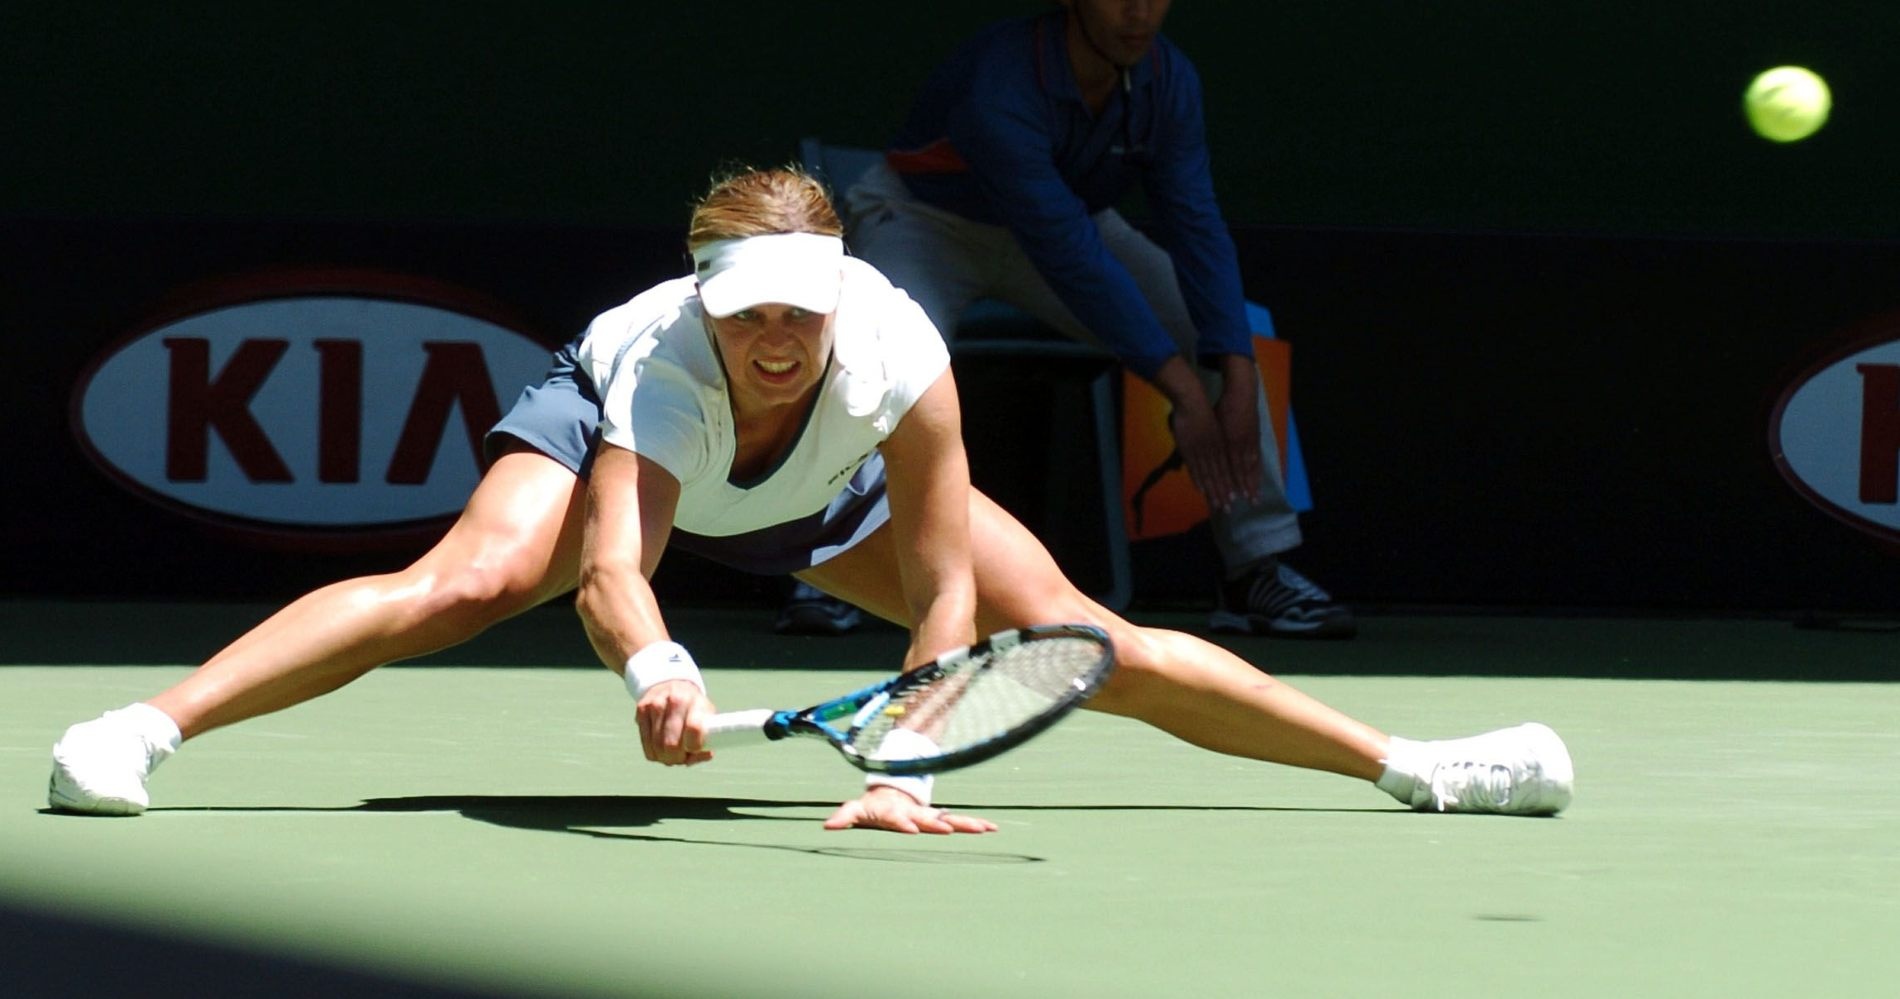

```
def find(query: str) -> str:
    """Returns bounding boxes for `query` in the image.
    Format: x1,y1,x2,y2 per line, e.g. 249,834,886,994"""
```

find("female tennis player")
51,168,1572,831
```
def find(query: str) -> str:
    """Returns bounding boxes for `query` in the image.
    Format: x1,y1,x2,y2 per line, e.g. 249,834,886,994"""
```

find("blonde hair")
686,167,844,251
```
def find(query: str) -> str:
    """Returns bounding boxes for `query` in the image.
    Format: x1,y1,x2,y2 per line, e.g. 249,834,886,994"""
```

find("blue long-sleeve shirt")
884,11,1253,379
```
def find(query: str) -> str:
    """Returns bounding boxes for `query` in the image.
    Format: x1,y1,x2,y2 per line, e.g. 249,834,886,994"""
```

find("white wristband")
623,641,704,699
863,727,940,806
870,726,941,763
865,772,935,807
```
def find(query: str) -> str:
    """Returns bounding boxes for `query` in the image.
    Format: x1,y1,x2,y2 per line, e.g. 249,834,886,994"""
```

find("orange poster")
1121,335,1290,541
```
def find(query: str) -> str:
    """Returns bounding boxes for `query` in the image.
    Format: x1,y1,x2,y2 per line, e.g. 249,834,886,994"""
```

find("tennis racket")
704,623,1113,775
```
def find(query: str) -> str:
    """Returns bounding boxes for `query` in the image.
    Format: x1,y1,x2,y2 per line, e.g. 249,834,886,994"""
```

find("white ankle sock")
1375,736,1430,804
111,703,183,752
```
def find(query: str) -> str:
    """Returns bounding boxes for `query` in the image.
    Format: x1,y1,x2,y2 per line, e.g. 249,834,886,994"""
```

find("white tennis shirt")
576,258,950,538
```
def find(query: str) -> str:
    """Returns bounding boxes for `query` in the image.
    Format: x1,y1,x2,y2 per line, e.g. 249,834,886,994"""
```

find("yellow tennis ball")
1744,65,1831,143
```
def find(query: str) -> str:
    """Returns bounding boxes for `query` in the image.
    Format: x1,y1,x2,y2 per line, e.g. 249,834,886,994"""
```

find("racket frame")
713,623,1113,776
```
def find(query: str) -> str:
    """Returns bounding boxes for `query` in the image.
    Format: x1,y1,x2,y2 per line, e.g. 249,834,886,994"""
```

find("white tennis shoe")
48,704,182,816
1389,722,1574,816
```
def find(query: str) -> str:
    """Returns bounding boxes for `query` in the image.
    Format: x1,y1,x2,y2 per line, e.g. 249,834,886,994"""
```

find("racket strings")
850,636,1103,762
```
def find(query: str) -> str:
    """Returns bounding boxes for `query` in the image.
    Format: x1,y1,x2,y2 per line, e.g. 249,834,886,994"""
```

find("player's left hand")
822,786,998,834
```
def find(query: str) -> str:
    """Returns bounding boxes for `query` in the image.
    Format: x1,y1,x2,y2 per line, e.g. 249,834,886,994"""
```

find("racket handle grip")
704,709,779,748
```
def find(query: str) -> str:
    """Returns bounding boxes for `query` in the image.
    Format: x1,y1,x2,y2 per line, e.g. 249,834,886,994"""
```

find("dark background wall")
6,2,1899,614
7,2,1897,235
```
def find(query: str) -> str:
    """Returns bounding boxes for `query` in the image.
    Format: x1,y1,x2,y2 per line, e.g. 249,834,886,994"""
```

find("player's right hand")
635,679,714,766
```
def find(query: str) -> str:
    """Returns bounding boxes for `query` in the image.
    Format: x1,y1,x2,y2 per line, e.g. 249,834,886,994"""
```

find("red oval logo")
1769,309,1900,546
70,269,555,545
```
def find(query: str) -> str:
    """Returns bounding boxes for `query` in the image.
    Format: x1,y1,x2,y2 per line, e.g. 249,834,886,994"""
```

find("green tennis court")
4,601,1896,997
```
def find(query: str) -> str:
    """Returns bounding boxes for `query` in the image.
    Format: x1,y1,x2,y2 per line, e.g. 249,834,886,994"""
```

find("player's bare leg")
809,489,1571,814
151,449,587,738
806,490,1387,779
50,448,586,815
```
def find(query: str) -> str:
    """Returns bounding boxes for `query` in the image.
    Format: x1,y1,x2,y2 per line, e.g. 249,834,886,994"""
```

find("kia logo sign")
1770,311,1900,545
71,271,553,543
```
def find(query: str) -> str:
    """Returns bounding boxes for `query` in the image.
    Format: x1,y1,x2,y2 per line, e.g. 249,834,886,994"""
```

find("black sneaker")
1208,561,1356,639
774,581,864,636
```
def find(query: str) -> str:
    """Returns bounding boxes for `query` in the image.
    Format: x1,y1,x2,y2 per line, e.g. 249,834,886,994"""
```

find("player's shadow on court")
138,795,1399,863
354,793,1045,864
353,793,1386,823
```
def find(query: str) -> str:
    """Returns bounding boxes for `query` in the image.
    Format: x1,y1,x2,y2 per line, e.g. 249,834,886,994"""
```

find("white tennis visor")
692,232,846,318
